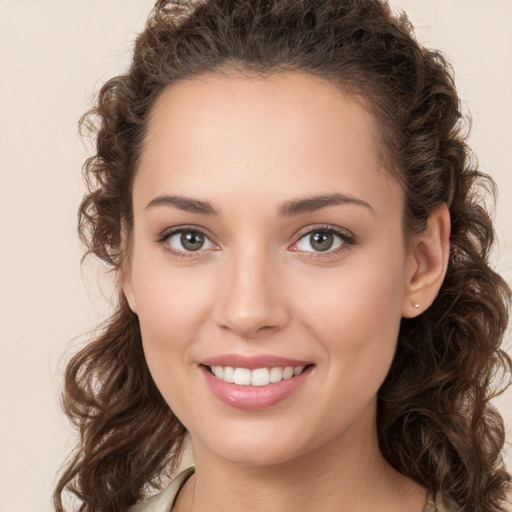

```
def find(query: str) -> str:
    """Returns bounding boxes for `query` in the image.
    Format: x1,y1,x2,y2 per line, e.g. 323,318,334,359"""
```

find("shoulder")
129,467,195,512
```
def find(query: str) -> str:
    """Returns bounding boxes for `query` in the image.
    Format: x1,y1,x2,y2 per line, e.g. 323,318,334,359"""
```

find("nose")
213,246,290,339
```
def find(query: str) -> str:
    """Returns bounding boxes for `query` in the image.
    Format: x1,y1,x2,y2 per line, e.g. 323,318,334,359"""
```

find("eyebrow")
145,192,373,217
278,193,373,217
145,195,221,215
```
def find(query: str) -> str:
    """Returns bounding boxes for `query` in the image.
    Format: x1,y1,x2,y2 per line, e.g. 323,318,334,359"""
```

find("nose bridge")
215,240,289,338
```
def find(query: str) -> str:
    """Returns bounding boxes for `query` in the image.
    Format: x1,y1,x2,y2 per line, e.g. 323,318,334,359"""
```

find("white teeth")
210,365,307,385
214,366,223,379
233,367,251,385
282,366,294,379
251,368,270,386
223,366,235,383
269,367,283,383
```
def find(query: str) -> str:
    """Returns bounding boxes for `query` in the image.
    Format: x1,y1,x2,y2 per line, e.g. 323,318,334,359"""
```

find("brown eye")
309,232,334,251
166,229,215,253
180,231,205,251
294,227,351,254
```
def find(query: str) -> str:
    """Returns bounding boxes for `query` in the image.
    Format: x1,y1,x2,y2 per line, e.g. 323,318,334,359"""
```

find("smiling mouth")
204,364,312,386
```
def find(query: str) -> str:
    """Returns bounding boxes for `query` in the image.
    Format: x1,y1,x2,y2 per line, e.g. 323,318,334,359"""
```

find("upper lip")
200,354,312,370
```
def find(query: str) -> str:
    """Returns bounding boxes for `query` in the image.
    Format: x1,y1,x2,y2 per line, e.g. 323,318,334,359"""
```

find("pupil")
311,232,333,251
181,231,204,251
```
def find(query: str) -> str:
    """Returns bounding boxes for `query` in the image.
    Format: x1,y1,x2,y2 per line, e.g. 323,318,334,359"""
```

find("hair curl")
54,1,512,511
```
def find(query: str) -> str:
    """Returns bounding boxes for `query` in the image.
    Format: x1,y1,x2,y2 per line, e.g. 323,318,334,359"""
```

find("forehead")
135,71,400,212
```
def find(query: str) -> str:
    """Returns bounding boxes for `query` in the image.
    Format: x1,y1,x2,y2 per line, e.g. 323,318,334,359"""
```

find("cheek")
131,266,215,424
288,270,404,444
131,227,217,322
129,251,216,395
298,250,406,338
294,247,406,394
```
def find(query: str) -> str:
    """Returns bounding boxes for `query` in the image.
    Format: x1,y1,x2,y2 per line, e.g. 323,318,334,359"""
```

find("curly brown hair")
54,1,512,511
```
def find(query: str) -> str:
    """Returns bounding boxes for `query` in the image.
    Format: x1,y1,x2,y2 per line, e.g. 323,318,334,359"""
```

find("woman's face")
124,72,417,466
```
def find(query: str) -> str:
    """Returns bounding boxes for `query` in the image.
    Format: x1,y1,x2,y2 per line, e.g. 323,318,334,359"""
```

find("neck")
175,406,427,512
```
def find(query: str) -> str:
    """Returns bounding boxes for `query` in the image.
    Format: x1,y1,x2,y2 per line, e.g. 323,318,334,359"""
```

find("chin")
191,425,312,468
219,445,304,468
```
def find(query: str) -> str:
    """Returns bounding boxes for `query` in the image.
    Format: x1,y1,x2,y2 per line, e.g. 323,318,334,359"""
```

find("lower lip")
200,365,313,410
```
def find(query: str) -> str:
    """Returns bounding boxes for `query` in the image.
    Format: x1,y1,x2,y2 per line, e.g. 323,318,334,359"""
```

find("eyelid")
290,224,356,255
156,223,356,258
156,225,219,258
294,223,354,240
156,224,210,243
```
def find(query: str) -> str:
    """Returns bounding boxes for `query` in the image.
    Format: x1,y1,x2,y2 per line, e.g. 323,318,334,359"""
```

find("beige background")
0,1,510,511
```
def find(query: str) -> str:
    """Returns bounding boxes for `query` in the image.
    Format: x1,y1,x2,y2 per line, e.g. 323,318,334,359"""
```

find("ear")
402,203,451,318
120,222,138,315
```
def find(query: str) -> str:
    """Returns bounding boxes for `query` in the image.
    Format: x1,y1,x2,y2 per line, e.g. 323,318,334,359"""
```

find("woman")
54,1,511,511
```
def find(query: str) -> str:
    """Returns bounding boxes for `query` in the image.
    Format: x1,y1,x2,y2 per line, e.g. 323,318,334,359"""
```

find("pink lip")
201,353,311,370
198,354,314,410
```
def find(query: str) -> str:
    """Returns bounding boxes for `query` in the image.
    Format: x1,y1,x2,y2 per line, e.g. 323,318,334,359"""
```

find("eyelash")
156,225,215,259
156,224,356,259
293,224,356,258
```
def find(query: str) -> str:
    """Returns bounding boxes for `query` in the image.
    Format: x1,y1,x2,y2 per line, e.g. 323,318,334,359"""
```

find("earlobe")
402,203,451,318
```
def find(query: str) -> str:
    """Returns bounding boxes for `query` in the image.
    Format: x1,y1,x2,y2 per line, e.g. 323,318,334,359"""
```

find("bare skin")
123,71,451,512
